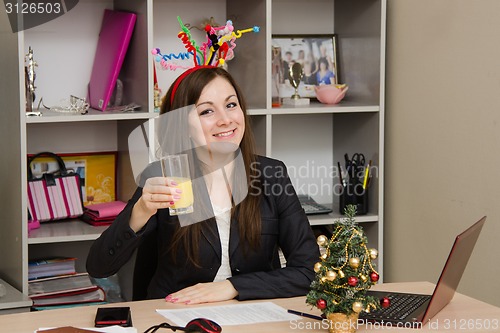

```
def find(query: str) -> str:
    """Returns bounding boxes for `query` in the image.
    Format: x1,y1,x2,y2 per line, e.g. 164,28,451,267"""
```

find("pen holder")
339,183,368,215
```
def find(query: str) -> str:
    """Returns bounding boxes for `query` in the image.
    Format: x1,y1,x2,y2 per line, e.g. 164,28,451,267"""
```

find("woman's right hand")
129,177,181,232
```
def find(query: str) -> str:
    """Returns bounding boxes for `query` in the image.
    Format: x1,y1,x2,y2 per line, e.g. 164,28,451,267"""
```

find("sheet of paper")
156,302,298,326
36,326,137,333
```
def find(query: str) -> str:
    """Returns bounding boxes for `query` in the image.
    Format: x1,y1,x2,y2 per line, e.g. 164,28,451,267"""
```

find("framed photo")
28,152,117,206
271,34,339,98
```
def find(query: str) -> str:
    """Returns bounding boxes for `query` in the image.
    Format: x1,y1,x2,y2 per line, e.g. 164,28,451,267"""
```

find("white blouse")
212,205,232,282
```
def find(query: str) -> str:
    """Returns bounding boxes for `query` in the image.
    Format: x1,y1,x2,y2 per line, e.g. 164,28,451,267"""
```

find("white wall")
385,0,500,306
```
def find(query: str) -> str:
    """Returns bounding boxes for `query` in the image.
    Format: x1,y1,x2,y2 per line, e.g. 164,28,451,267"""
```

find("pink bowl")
314,85,349,104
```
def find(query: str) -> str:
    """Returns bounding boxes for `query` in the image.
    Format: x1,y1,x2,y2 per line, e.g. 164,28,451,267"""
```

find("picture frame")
28,152,117,206
271,34,339,99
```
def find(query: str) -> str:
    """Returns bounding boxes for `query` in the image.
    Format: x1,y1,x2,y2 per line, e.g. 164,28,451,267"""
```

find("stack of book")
29,273,106,310
80,200,126,226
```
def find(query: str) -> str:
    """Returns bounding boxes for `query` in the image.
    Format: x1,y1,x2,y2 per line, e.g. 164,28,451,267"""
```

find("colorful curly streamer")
152,17,259,71
177,16,203,66
151,48,201,70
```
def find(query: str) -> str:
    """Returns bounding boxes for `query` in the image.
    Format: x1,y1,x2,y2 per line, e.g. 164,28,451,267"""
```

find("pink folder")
88,9,137,111
84,200,127,219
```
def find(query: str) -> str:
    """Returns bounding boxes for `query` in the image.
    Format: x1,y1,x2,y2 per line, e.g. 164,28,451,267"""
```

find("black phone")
95,306,132,327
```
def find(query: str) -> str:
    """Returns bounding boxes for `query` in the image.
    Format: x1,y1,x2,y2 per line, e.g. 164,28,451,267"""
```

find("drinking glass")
160,154,194,215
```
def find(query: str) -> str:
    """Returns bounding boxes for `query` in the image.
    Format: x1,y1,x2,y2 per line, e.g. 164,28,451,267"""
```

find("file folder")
88,9,136,111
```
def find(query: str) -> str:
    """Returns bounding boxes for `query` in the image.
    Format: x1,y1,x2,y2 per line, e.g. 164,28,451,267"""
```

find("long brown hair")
160,67,261,266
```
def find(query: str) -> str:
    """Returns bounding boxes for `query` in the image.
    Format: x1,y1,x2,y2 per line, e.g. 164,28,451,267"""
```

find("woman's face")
188,76,245,154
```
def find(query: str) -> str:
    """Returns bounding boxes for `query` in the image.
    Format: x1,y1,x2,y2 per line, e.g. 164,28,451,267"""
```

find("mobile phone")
95,307,132,327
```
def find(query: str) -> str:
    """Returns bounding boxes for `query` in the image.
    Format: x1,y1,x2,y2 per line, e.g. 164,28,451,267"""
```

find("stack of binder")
29,273,106,310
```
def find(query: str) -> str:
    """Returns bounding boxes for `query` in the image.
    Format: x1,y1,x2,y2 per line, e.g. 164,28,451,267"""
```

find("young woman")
316,57,335,85
86,67,319,305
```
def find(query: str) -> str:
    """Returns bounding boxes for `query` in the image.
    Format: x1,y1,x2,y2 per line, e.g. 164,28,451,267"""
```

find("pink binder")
88,9,137,111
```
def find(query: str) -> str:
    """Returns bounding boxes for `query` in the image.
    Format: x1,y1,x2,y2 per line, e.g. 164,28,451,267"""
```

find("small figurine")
25,46,41,116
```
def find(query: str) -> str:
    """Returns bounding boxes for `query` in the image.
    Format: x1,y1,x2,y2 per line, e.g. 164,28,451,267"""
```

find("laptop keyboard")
297,195,332,215
362,293,432,321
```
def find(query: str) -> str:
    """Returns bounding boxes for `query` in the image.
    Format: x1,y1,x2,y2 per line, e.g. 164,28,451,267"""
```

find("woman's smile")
213,129,237,138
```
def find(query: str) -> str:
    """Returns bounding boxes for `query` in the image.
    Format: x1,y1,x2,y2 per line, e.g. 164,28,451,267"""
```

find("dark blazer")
86,156,319,300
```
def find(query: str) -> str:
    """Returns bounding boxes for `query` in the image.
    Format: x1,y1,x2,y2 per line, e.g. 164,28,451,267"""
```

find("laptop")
360,216,486,326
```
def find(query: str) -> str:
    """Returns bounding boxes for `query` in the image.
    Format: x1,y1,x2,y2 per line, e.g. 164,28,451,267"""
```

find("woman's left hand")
165,280,238,305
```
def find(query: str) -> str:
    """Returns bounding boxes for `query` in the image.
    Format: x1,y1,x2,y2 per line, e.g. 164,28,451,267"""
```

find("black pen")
287,309,323,321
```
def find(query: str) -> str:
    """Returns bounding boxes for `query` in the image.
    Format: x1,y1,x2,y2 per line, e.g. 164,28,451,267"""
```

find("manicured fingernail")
176,188,182,193
173,195,181,200
171,298,179,303
170,201,175,205
171,181,178,186
165,295,172,301
184,300,191,305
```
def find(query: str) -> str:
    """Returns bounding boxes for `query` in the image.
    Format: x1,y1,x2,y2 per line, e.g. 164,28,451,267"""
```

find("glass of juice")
160,154,194,215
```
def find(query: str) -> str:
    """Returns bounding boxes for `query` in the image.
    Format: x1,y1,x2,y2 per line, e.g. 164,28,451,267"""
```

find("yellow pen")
362,160,372,189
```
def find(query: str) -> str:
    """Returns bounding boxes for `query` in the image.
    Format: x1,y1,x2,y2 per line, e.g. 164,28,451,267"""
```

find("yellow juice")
171,177,194,209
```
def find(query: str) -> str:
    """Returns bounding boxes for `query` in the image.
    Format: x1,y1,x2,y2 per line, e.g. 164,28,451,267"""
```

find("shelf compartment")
27,220,108,244
25,110,155,124
309,212,379,226
307,202,378,226
247,103,379,116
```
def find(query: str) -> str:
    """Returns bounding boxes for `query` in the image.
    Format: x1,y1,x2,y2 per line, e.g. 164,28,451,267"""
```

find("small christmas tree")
306,205,381,329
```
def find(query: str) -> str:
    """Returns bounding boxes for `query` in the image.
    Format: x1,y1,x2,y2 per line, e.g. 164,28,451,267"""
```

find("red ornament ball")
381,297,391,308
348,276,358,286
316,299,327,310
370,272,379,282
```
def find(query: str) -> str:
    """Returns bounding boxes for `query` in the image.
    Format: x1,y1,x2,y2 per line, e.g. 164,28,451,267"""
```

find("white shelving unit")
0,279,32,314
0,0,385,299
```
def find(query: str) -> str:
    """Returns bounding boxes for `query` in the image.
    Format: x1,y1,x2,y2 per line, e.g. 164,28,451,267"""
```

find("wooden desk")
1,282,499,333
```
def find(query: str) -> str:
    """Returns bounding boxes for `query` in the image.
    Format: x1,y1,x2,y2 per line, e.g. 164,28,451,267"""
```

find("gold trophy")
283,62,310,106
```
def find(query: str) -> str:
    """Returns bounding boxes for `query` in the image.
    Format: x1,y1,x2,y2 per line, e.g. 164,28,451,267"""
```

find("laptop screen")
421,216,486,323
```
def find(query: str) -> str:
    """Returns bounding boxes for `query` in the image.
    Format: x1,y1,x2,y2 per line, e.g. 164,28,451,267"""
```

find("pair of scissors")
350,153,366,180
351,153,366,168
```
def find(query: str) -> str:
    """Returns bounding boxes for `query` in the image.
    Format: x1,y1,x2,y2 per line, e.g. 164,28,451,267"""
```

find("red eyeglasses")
144,318,222,333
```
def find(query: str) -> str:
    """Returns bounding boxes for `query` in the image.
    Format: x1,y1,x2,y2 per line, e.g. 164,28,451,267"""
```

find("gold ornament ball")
349,257,360,268
352,302,364,313
314,262,322,273
325,270,337,281
317,235,328,247
369,248,379,259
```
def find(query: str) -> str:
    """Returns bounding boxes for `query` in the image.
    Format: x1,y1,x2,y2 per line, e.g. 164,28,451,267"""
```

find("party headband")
169,65,213,105
152,16,259,71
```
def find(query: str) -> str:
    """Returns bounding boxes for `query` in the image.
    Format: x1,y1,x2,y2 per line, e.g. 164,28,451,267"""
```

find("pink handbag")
27,152,84,222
